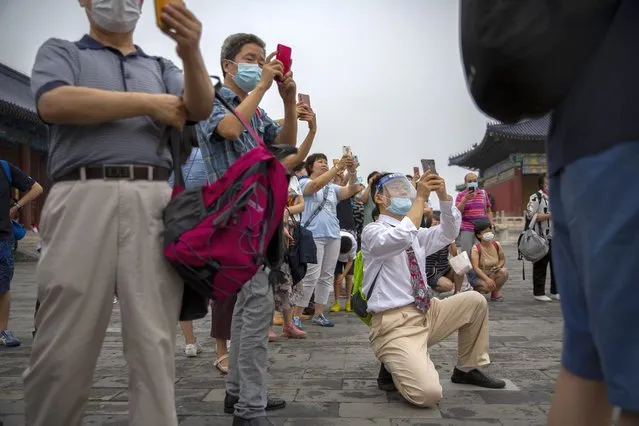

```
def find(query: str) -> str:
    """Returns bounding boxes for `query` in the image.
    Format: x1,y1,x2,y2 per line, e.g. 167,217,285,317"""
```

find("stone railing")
494,211,525,245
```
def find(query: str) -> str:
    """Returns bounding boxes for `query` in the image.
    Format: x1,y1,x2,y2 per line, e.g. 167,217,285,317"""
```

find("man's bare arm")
181,51,214,121
37,87,159,125
216,86,268,141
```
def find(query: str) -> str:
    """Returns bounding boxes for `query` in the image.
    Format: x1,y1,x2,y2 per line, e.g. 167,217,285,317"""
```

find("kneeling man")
361,172,505,407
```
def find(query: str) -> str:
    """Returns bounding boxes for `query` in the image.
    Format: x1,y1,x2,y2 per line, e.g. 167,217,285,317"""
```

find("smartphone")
276,44,292,77
342,146,352,157
155,0,183,31
421,159,437,175
353,155,359,164
413,166,420,176
298,93,311,107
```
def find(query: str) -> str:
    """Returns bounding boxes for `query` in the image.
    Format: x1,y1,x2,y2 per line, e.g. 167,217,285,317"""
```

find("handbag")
287,214,317,285
449,251,472,275
351,265,382,326
517,214,549,263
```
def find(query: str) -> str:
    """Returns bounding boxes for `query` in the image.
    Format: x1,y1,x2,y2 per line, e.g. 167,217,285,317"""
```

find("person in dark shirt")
547,2,639,425
0,161,42,347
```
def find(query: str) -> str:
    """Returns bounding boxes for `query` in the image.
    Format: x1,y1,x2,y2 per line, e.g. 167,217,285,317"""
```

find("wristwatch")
12,202,22,210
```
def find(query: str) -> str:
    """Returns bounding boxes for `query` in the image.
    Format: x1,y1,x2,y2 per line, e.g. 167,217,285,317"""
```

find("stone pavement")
0,244,563,425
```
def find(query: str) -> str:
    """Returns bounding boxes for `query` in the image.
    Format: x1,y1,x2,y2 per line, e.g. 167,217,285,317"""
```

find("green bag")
350,251,380,327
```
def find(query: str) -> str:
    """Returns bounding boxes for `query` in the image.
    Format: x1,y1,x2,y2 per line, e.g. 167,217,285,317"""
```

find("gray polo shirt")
31,35,185,180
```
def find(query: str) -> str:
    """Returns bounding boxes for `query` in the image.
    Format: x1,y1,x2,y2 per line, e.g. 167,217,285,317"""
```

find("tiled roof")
486,115,550,140
0,62,40,124
448,115,549,170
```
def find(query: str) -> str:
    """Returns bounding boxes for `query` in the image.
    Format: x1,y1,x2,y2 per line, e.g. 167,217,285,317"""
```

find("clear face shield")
375,174,417,215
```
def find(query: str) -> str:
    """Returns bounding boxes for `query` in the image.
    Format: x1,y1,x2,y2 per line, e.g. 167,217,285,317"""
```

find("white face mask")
482,232,495,242
88,0,142,33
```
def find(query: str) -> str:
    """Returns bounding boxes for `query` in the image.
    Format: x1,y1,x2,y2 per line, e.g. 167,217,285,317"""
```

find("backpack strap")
365,266,383,300
0,160,12,186
303,185,330,228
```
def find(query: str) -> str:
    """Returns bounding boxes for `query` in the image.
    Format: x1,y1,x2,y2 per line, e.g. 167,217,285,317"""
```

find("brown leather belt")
55,165,170,182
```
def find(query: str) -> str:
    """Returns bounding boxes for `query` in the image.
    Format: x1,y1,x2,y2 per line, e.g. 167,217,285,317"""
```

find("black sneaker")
451,368,506,389
224,393,286,414
377,363,397,391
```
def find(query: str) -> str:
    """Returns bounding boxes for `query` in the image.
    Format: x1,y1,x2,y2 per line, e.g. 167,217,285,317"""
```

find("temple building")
449,116,549,216
0,62,48,227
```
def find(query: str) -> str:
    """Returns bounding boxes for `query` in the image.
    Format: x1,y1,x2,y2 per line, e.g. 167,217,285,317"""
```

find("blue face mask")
232,63,262,93
467,182,478,191
389,197,412,216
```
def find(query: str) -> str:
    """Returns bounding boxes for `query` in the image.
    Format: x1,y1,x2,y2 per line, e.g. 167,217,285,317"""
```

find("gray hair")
220,33,266,77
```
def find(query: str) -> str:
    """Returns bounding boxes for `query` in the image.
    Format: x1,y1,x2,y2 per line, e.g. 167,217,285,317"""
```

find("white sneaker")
551,294,560,301
534,295,552,302
184,341,202,357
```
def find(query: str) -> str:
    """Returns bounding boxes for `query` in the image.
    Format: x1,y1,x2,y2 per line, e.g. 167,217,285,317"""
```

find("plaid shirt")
197,86,281,183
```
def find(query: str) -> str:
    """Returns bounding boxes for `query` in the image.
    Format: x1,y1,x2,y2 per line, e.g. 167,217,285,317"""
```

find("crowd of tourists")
2,0,637,426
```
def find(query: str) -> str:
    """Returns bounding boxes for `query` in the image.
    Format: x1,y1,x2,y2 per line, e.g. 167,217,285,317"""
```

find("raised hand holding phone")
421,159,437,175
156,1,202,59
258,52,284,91
298,93,311,107
272,44,296,102
276,44,292,77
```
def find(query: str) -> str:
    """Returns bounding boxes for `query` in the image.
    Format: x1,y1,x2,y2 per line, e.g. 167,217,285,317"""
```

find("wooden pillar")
19,142,33,228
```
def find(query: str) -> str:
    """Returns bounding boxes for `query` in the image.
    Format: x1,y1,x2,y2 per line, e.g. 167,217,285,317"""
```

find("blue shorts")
0,240,15,295
550,141,639,412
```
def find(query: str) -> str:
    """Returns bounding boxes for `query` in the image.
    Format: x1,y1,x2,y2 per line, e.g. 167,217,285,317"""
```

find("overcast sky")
0,0,488,206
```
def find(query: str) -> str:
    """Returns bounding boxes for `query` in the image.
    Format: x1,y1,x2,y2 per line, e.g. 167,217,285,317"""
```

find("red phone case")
276,44,292,76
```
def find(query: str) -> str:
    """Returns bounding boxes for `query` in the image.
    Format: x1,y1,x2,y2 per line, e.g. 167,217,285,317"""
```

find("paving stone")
295,388,389,403
0,245,563,424
339,402,441,419
438,404,545,420
391,420,501,426
285,419,391,426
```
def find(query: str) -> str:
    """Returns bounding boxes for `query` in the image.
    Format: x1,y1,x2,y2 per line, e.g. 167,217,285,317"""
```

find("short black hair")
292,161,306,173
220,33,266,77
366,171,380,183
473,219,492,238
538,174,547,189
370,172,391,210
340,235,353,254
304,153,327,176
432,210,441,221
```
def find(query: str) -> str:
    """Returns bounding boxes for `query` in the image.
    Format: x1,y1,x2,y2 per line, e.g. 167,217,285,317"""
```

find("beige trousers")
23,180,183,426
369,291,490,407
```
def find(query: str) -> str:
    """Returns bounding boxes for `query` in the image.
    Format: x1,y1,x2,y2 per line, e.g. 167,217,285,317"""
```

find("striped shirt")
526,190,552,239
197,86,280,183
30,35,185,180
425,246,450,284
168,148,207,189
455,189,491,232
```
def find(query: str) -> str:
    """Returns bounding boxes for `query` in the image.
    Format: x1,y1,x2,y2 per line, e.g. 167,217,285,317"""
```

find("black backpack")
460,0,619,123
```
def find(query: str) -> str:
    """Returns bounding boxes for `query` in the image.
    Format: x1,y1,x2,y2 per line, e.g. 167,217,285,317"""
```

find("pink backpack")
163,78,289,300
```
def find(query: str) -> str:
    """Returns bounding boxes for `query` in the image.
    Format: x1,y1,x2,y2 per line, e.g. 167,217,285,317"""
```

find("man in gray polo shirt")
23,1,213,425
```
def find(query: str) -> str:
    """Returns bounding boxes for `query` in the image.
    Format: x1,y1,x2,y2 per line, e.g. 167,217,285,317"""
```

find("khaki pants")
369,291,490,407
23,180,183,426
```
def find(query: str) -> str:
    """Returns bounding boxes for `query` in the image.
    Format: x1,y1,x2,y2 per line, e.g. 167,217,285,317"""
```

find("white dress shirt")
361,200,462,313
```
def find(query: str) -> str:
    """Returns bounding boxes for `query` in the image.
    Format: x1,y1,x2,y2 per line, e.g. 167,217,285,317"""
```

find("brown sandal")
214,354,229,375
